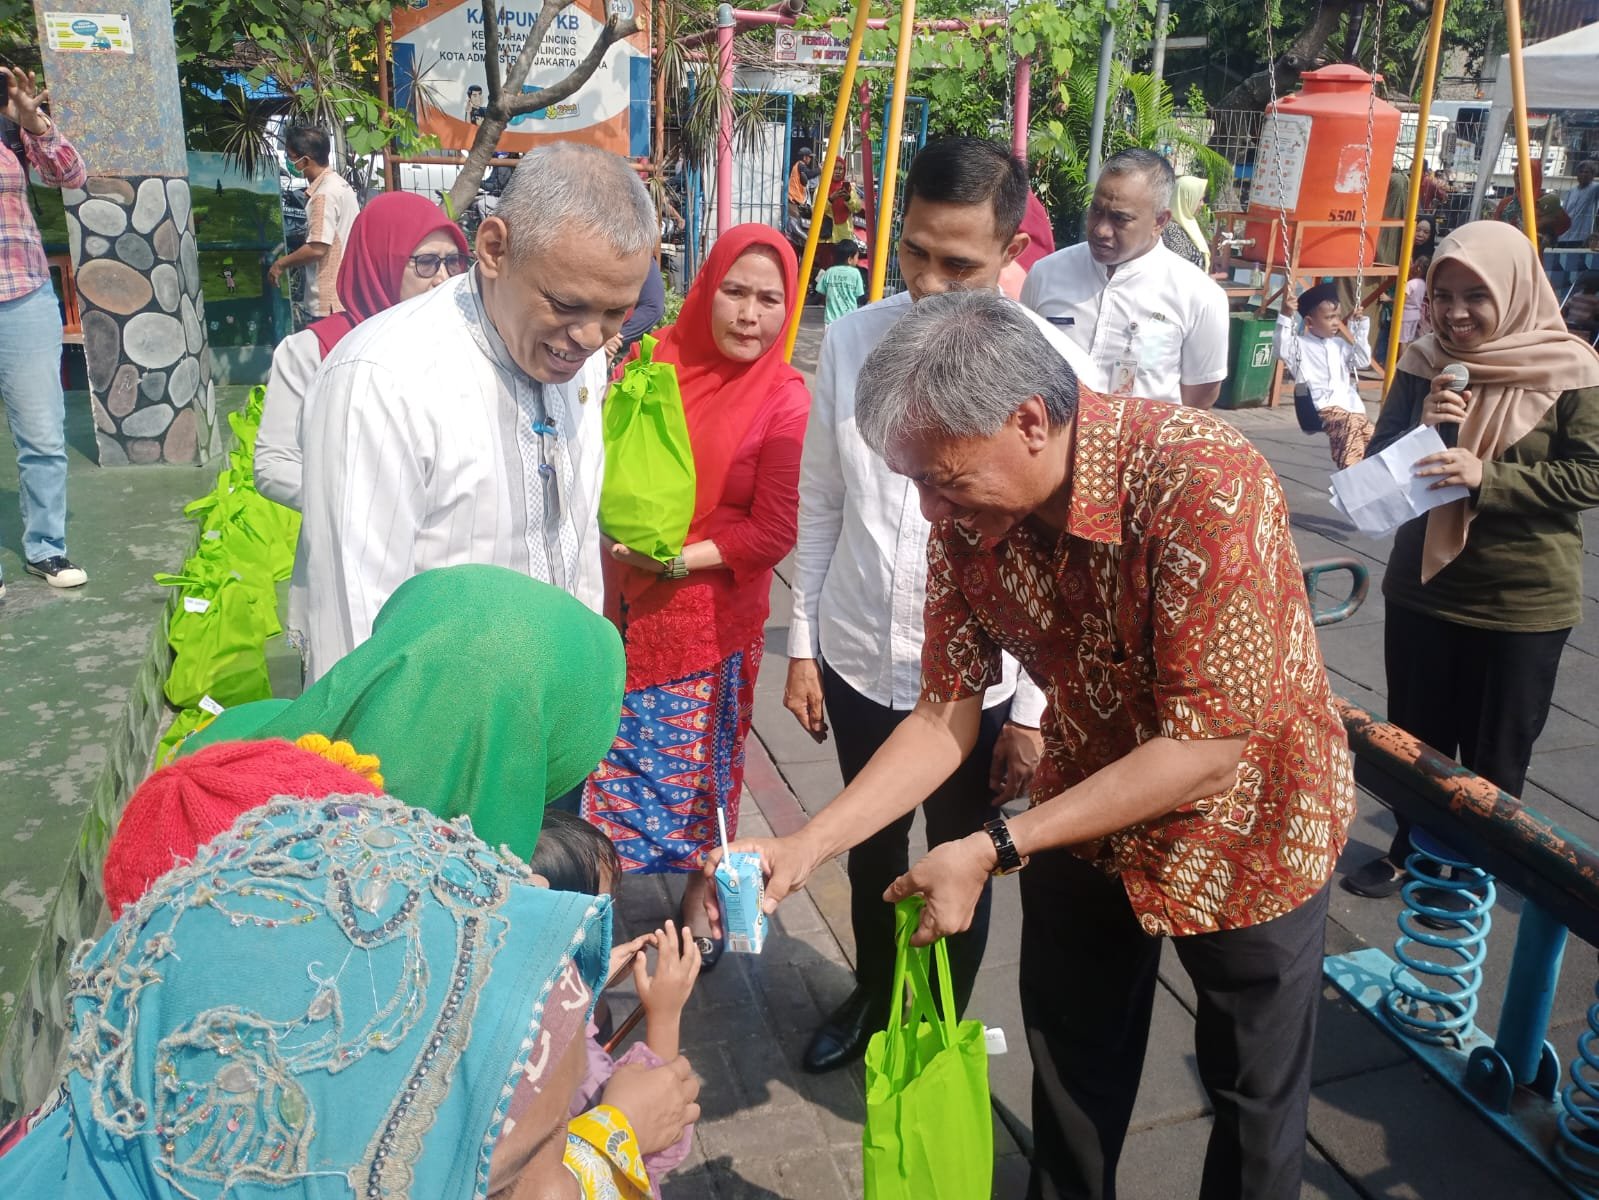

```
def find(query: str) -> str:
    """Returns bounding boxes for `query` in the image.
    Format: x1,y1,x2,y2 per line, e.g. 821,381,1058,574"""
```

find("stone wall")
66,176,217,466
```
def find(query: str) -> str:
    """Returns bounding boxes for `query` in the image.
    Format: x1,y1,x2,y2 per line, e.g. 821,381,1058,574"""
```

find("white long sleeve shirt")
788,290,1095,722
293,272,607,682
254,328,322,510
1273,314,1371,414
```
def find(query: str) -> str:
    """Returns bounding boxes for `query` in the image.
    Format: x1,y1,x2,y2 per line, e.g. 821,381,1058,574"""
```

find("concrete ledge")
0,602,175,1119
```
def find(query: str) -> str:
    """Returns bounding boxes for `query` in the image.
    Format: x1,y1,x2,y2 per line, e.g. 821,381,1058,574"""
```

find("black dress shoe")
1340,855,1407,899
803,985,878,1074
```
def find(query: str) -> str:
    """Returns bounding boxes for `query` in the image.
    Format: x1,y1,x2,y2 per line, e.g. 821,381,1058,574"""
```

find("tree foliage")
0,0,39,67
171,0,432,189
1197,0,1512,111
1031,66,1230,216
795,0,1148,140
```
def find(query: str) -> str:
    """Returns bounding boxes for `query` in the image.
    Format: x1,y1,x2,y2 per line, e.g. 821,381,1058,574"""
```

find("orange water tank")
1239,64,1401,270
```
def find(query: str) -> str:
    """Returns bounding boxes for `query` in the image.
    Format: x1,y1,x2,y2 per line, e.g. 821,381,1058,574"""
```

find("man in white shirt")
294,143,656,682
1562,160,1599,246
1021,148,1229,407
269,125,359,323
786,137,1094,1073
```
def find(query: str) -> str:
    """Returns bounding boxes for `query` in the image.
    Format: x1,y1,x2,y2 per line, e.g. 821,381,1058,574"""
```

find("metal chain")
1262,3,1294,285
1352,0,1388,300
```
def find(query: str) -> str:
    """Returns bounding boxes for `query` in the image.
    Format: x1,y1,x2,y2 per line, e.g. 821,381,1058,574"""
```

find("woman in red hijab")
255,191,471,510
583,225,811,965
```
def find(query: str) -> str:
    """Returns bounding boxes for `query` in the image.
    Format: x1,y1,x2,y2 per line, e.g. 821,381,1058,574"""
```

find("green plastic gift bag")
599,335,697,561
862,897,993,1200
156,563,278,710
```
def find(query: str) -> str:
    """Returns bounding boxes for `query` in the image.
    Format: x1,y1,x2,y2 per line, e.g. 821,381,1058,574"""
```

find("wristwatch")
662,555,689,580
983,817,1028,876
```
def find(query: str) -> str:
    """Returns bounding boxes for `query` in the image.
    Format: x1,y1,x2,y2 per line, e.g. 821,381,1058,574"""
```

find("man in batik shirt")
714,290,1354,1200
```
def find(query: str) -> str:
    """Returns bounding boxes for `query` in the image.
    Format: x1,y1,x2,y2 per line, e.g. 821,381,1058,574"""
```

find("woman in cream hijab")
1162,175,1211,272
1342,220,1599,899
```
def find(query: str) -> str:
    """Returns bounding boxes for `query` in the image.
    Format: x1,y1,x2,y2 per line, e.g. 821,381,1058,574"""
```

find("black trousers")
1383,604,1571,862
1020,850,1330,1200
821,663,1007,1017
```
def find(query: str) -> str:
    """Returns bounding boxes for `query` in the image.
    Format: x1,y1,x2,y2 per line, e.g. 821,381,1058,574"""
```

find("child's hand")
635,921,701,1060
1350,305,1365,321
635,921,701,1018
1282,293,1298,316
609,932,657,985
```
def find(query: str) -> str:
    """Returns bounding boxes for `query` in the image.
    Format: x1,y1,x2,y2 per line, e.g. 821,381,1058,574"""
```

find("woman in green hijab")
184,563,626,861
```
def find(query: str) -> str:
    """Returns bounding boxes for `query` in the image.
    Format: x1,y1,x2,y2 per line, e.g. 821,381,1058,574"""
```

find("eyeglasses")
408,252,472,279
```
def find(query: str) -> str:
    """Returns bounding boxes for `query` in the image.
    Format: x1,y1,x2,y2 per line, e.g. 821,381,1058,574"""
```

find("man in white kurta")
292,144,656,682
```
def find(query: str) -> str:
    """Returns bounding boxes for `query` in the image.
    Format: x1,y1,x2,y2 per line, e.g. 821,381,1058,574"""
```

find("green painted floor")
0,388,246,1026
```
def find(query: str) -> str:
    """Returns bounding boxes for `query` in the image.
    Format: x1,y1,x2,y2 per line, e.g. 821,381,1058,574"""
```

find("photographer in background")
0,66,89,597
268,125,358,325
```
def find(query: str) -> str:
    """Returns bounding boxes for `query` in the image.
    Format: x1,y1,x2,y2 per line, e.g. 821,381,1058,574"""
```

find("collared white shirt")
293,271,607,682
255,328,322,510
1563,181,1599,243
1273,314,1371,414
1020,240,1229,404
788,290,1095,720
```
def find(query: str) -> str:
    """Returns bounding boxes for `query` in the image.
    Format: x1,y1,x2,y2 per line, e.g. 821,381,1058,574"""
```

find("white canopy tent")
1469,21,1599,219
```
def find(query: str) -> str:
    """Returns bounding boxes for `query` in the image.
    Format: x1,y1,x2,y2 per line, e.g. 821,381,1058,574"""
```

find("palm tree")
1030,65,1232,217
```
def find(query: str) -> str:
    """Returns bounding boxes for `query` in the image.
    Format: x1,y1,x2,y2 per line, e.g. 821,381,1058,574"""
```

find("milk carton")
713,805,767,954
714,850,767,954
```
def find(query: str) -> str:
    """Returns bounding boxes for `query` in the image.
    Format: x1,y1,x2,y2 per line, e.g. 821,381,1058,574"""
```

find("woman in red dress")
583,225,811,962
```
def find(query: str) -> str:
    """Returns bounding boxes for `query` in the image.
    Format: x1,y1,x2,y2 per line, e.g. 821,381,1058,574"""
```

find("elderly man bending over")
294,143,656,682
713,290,1354,1200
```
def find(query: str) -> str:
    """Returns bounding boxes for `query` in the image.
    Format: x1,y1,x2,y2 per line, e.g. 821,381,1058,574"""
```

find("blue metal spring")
1385,833,1496,1046
1556,977,1599,1188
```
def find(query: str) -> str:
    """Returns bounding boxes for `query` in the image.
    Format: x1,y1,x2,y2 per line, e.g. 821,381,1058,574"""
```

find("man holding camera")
0,67,88,597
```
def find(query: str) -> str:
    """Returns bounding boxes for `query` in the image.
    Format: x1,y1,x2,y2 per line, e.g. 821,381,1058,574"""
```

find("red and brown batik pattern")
921,388,1355,936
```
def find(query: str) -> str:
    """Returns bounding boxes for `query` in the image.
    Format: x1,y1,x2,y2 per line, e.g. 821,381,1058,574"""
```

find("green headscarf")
184,564,625,860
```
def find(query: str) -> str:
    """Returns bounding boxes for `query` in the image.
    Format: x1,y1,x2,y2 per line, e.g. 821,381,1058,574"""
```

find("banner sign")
391,0,650,156
43,11,134,53
772,29,850,66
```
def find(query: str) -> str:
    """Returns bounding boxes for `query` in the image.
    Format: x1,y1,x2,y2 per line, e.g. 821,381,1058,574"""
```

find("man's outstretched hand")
883,832,997,946
701,833,824,935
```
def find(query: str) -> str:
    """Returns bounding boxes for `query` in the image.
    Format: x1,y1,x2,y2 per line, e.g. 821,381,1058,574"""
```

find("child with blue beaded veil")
1275,280,1376,468
529,811,702,1198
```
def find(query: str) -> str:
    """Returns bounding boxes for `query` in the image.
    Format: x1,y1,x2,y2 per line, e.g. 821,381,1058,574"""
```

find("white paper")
1329,425,1471,537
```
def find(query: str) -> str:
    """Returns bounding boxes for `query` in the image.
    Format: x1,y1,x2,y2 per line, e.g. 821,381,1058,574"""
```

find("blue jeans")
0,283,69,566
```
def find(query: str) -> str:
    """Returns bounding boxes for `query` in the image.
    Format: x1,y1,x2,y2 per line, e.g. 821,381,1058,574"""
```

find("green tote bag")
862,897,994,1200
598,335,697,561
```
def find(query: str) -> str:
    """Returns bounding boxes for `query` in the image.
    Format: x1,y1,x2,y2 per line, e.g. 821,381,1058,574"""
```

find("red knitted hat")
103,738,384,916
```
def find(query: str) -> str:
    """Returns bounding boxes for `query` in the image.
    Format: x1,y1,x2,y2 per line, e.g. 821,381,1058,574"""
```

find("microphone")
1437,361,1468,448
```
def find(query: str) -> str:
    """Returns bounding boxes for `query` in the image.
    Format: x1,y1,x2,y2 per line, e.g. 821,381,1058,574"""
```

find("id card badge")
1109,357,1139,395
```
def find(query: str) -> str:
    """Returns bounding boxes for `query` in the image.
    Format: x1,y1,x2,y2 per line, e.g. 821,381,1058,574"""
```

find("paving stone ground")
2,317,1595,1196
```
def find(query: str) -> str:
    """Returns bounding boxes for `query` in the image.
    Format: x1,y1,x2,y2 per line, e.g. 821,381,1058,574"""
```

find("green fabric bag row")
598,335,697,561
152,706,219,770
862,898,993,1200
182,467,299,584
155,560,279,710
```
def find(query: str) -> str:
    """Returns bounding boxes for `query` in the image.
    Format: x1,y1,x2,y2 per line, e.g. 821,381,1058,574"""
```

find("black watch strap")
984,817,1028,875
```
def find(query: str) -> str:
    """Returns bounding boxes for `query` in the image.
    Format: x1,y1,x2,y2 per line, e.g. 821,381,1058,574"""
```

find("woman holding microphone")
1342,221,1599,898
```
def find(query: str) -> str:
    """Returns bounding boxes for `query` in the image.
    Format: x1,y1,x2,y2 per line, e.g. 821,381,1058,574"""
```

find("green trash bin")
1216,311,1280,410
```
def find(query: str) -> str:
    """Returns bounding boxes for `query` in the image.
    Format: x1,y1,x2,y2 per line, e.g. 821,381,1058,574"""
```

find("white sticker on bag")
984,1027,1008,1056
183,597,211,613
198,695,225,716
